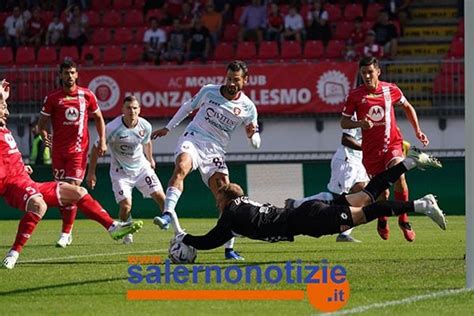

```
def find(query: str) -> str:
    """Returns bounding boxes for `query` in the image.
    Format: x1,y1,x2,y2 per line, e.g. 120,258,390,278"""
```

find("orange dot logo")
306,264,350,312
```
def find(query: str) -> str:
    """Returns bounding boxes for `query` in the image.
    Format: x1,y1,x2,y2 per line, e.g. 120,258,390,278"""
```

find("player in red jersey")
340,56,429,242
37,60,107,248
0,80,142,270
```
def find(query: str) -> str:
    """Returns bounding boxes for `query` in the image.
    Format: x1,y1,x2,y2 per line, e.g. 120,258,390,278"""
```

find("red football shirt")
0,127,28,193
342,81,406,157
41,86,99,154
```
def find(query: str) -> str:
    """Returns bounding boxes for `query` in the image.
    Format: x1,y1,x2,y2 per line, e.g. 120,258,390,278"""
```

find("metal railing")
0,59,464,119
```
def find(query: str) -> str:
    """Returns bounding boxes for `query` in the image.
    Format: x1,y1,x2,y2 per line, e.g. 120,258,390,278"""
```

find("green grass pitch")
0,216,472,315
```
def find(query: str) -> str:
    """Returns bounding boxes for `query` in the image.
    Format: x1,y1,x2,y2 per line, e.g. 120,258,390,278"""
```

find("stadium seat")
112,0,133,10
222,24,240,42
448,36,464,57
303,40,324,59
81,45,101,63
85,10,101,27
235,42,257,60
440,58,464,75
15,47,36,65
41,10,55,25
344,3,363,21
325,40,345,59
233,6,245,23
433,73,465,94
213,42,234,61
457,18,464,36
0,12,9,27
123,9,144,27
59,46,80,62
362,21,374,32
15,82,35,102
102,46,123,64
325,4,342,22
102,10,122,27
134,0,146,6
0,47,13,65
145,9,165,21
280,40,302,59
123,44,143,63
113,27,134,45
134,26,147,44
278,4,290,15
90,28,112,45
333,21,354,40
366,3,383,21
91,0,112,11
258,41,279,60
37,46,57,64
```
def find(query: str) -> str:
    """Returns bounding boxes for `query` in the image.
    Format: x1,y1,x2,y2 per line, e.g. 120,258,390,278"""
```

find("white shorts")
174,132,229,186
110,165,164,203
327,157,369,195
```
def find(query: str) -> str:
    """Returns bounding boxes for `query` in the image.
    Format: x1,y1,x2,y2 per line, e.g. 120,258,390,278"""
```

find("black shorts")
287,200,354,238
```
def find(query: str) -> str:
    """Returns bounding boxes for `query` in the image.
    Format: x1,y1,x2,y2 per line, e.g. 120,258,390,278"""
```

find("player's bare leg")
209,172,244,260
56,178,80,248
153,153,191,234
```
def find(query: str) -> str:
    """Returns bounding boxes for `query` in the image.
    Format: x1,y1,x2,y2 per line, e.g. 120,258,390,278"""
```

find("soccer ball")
169,241,197,264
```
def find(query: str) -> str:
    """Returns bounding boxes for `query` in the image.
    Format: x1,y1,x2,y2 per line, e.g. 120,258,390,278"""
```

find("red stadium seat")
235,42,257,60
113,27,134,45
258,41,279,59
362,21,374,32
123,44,143,63
457,18,464,36
325,4,342,22
280,40,302,59
102,10,122,27
59,46,80,62
112,0,133,10
432,73,465,94
303,40,324,59
134,26,147,44
145,9,165,22
278,4,289,15
448,36,464,57
91,0,112,11
41,11,55,25
0,47,13,65
233,6,245,23
344,3,363,21
81,45,101,63
15,82,35,102
440,58,464,75
333,21,355,40
102,46,123,64
366,3,383,21
134,0,146,7
0,12,9,27
85,10,101,27
15,47,36,64
123,9,144,27
37,46,57,64
213,42,234,61
325,40,345,59
222,24,240,42
90,28,112,45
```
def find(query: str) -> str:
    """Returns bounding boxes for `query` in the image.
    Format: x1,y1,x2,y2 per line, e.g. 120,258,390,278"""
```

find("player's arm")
182,224,234,250
37,114,52,148
341,133,362,150
91,110,107,156
398,99,429,146
341,115,373,130
245,123,261,149
143,141,156,169
86,144,99,189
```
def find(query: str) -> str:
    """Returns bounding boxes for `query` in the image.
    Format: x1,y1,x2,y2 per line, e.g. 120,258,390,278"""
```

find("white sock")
224,237,235,249
7,249,19,258
167,209,184,235
108,221,120,232
414,199,428,214
402,157,417,170
164,187,182,213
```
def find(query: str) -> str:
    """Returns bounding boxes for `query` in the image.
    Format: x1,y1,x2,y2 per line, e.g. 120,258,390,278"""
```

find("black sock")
363,163,409,202
362,200,415,222
225,248,233,253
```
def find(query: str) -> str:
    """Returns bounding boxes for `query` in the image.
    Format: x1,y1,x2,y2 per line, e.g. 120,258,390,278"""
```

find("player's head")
122,95,141,122
358,56,381,90
224,60,249,97
59,60,78,89
216,183,244,212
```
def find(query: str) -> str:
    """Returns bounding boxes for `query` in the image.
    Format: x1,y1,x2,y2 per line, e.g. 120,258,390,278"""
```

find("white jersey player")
87,96,165,244
151,60,260,260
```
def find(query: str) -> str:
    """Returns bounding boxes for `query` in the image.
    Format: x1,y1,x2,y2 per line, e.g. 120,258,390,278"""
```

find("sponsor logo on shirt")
204,107,236,131
233,107,241,116
367,105,384,121
65,107,79,121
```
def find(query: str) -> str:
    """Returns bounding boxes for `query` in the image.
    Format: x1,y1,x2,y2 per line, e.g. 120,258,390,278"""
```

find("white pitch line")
330,288,473,315
20,249,168,263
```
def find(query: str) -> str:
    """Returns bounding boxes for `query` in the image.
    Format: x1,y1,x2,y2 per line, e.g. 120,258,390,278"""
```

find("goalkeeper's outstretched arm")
183,224,234,250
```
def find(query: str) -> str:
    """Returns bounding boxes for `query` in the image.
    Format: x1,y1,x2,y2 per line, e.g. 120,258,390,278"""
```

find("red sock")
12,212,42,253
76,194,114,229
395,190,409,222
60,205,77,234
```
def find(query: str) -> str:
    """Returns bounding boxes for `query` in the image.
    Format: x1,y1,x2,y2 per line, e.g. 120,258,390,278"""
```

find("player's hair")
359,56,380,69
227,60,249,78
59,59,77,72
123,95,139,105
218,183,245,201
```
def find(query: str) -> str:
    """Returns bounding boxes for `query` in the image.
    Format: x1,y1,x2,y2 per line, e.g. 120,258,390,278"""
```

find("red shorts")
3,176,59,211
52,151,88,182
363,142,404,177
